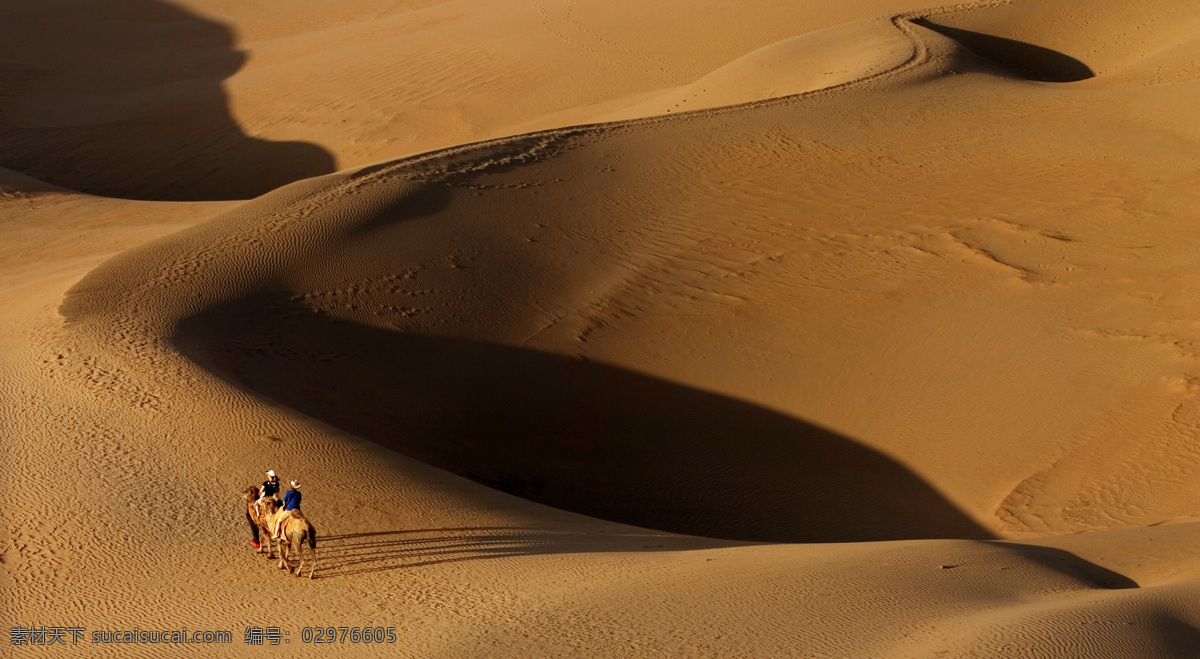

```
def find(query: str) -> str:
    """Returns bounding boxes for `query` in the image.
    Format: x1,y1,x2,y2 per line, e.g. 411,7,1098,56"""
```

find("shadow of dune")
913,19,1095,82
989,542,1139,590
178,297,990,544
312,527,686,578
0,0,334,200
1154,613,1200,656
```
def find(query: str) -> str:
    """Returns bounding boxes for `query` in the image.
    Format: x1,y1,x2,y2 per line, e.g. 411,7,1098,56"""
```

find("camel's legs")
253,506,268,556
279,531,296,573
262,525,273,558
276,530,285,570
295,542,304,578
298,537,315,578
266,518,279,559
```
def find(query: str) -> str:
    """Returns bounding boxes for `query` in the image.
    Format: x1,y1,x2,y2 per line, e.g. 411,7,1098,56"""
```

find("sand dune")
512,15,918,127
5,0,1200,655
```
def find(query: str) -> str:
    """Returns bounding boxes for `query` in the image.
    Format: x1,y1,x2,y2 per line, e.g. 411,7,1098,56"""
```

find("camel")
274,508,318,579
240,485,317,577
242,486,279,558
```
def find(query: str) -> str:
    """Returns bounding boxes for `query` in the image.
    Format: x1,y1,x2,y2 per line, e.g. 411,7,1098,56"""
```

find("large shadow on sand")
307,526,695,578
913,18,1095,82
311,533,1138,585
179,298,990,544
0,0,334,200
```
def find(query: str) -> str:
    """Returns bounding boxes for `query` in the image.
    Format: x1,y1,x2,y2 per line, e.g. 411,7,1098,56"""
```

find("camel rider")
260,470,282,503
273,481,302,540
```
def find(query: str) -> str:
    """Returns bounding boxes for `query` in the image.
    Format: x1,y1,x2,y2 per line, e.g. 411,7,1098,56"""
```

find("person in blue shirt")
272,481,303,540
283,482,302,512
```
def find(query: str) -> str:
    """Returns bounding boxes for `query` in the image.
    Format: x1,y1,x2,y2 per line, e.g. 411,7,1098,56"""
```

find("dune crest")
924,0,1200,85
518,16,917,127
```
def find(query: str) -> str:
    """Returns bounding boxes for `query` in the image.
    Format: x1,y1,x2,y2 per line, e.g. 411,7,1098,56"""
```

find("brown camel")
274,508,317,579
241,486,279,559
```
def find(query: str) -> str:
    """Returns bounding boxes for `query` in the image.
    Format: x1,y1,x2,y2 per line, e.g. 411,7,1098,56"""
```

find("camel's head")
242,485,260,503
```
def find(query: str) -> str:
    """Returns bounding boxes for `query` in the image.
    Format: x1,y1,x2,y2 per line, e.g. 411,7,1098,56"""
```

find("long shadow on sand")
0,0,334,200
310,527,690,578
283,529,1151,596
180,297,992,544
1153,614,1200,655
988,542,1138,590
913,19,1095,82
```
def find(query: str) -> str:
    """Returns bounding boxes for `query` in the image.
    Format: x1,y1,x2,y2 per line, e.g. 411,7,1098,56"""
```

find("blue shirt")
283,489,301,511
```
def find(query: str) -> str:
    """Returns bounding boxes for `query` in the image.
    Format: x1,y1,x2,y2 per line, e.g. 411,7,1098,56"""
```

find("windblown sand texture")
4,0,1200,655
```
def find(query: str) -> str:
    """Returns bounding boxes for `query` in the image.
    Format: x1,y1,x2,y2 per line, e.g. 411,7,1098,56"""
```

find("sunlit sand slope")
5,0,1200,656
0,0,975,199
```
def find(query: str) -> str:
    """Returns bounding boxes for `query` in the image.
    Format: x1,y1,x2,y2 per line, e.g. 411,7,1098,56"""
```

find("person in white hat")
260,470,282,503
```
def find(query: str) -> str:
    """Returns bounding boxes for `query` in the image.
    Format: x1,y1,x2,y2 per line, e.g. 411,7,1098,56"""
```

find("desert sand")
3,0,1200,655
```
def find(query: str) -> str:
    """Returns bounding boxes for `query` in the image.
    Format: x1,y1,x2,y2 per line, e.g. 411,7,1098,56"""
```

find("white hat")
290,481,300,489
266,470,276,477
